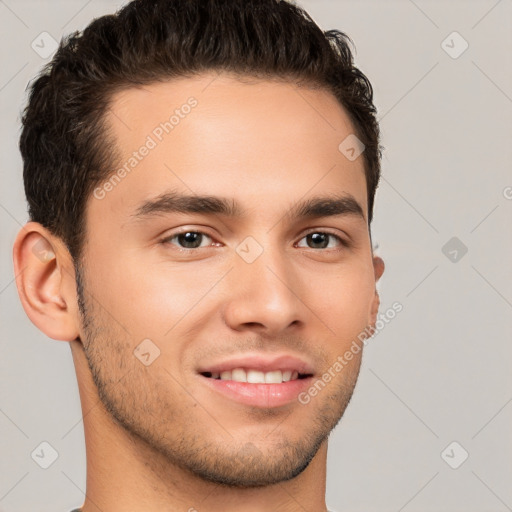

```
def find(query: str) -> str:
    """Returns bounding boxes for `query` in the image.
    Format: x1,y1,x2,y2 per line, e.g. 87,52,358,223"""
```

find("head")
15,0,384,488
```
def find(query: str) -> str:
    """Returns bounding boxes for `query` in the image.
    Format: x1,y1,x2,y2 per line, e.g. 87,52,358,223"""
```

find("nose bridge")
223,234,304,332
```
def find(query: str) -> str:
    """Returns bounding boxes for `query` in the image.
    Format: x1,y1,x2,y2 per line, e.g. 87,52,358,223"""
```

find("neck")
70,341,329,512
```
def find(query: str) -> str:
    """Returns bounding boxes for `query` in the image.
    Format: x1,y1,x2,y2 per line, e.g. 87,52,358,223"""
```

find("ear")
12,222,80,341
368,255,385,328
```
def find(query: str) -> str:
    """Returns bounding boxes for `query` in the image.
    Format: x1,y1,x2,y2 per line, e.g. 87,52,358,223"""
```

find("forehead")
94,72,367,225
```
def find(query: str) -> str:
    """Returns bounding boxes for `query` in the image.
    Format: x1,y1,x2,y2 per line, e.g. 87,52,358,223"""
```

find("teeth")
264,370,283,384
209,368,305,383
282,370,292,382
247,370,265,383
232,368,246,382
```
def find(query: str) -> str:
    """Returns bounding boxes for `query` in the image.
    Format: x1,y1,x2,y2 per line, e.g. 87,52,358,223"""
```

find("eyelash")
160,229,350,252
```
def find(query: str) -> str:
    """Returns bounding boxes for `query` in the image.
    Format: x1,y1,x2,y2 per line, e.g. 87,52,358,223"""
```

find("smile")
201,368,310,384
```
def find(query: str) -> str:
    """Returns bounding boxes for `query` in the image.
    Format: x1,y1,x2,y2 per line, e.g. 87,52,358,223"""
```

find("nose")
222,244,306,336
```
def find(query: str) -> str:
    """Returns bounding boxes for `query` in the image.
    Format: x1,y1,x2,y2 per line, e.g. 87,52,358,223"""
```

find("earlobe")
373,255,385,282
12,222,80,342
368,255,385,329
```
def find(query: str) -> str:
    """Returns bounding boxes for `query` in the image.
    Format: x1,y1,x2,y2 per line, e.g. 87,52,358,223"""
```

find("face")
76,72,382,487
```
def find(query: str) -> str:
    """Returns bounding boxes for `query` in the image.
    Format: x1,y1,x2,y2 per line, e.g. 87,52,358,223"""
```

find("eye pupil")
178,232,202,248
308,233,329,249
169,231,340,251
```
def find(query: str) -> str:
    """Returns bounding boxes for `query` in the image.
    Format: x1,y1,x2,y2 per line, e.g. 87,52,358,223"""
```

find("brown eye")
163,231,213,250
296,231,346,250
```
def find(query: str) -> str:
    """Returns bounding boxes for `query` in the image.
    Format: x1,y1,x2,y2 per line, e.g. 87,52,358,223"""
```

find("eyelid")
297,228,349,248
160,228,217,250
160,226,350,251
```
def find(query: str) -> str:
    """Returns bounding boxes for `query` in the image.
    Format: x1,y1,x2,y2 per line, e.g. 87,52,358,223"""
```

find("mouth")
200,368,312,383
196,354,315,408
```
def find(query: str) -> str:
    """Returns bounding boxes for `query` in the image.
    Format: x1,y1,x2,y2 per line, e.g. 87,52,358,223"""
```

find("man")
13,0,385,510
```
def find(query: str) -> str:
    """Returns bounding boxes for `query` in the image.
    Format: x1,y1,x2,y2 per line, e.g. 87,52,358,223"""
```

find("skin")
13,72,384,512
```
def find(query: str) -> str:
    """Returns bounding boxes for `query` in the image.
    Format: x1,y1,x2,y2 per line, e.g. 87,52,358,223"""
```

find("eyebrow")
131,190,366,223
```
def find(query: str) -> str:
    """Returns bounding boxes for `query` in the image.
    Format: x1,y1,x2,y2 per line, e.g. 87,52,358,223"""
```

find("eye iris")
173,232,335,249
308,233,329,249
178,232,202,248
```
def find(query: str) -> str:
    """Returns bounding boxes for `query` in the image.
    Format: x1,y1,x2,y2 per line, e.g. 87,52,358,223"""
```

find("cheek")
316,263,375,335
87,254,214,340
86,240,375,343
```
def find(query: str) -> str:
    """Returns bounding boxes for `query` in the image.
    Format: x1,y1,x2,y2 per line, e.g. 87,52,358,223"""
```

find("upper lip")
197,353,315,375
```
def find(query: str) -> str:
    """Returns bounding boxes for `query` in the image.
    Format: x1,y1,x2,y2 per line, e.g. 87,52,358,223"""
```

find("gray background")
1,0,511,511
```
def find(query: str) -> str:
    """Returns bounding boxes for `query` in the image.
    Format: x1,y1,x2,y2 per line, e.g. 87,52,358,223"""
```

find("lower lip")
199,375,314,408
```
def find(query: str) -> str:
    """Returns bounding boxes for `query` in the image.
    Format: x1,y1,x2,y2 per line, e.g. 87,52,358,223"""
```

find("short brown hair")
19,0,382,262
